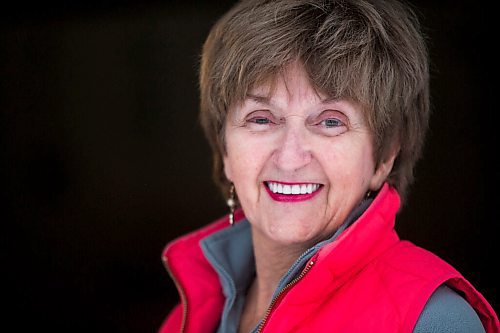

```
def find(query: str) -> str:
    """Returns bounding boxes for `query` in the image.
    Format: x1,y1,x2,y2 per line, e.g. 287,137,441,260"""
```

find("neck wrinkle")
250,226,310,307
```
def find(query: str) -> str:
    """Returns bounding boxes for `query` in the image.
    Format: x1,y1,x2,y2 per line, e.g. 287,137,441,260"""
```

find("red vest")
160,184,499,332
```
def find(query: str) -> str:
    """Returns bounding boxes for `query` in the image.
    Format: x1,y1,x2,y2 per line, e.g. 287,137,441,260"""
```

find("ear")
369,142,400,191
223,155,233,182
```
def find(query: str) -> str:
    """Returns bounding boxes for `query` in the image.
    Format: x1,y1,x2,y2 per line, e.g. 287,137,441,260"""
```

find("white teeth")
266,182,321,195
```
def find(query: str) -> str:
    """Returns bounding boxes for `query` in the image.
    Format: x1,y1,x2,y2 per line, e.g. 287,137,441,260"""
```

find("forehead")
243,65,363,113
229,61,367,125
245,63,325,105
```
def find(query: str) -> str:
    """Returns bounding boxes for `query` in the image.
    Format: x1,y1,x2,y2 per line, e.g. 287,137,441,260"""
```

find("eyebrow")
244,93,344,115
320,96,340,105
246,93,271,105
247,93,339,104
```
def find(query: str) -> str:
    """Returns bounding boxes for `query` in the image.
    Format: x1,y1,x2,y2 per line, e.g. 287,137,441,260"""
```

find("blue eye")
253,117,270,124
243,110,278,131
321,118,342,127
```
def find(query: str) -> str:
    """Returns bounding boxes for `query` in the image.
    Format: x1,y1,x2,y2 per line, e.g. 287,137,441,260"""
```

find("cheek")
225,135,264,183
320,140,376,184
226,128,276,165
224,131,243,180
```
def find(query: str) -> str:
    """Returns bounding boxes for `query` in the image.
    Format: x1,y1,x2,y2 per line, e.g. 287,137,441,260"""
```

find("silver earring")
227,183,236,226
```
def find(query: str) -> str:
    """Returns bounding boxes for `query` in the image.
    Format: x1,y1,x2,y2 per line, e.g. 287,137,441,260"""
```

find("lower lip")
264,184,323,202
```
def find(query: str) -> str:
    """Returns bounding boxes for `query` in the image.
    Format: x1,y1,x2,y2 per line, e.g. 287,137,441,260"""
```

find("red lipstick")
264,181,323,202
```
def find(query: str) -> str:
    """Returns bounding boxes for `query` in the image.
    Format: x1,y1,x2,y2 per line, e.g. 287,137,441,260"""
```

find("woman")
159,0,499,332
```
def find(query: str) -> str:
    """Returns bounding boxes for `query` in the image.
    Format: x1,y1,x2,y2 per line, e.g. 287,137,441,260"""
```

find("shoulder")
414,284,485,333
158,303,182,333
373,242,490,332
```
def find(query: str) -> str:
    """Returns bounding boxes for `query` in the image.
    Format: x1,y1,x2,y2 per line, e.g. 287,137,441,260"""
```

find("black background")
1,1,497,331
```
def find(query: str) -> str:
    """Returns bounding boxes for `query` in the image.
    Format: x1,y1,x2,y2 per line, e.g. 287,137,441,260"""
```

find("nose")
272,121,312,172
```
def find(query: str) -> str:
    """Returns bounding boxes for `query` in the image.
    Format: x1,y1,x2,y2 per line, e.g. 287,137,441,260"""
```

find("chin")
266,223,319,246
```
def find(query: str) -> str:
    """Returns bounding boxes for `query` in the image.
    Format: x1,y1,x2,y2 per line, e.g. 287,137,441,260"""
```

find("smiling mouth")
266,181,322,194
264,181,323,202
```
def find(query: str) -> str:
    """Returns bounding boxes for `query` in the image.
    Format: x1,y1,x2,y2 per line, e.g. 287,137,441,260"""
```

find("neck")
251,226,311,309
238,227,310,333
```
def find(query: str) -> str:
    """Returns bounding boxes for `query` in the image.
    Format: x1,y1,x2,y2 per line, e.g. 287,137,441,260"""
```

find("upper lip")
264,180,324,185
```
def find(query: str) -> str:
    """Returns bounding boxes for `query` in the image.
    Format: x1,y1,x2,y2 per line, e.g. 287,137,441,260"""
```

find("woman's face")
223,62,393,246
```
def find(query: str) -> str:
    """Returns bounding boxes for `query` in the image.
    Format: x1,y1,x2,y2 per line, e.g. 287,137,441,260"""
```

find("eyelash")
317,118,344,128
246,116,344,126
243,111,348,136
247,116,274,125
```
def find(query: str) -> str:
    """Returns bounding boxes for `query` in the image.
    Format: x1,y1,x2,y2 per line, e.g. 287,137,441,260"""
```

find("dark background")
1,0,497,331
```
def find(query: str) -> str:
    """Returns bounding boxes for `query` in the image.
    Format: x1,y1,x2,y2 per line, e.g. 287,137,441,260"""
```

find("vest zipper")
162,255,188,333
256,259,315,333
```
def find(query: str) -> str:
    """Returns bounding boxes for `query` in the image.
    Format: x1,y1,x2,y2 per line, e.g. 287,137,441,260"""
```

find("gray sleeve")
413,284,485,333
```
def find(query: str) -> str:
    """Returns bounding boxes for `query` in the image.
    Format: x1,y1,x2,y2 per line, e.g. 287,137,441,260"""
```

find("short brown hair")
199,0,430,205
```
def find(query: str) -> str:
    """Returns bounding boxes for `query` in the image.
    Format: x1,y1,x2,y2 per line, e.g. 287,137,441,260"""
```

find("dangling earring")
227,183,236,226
